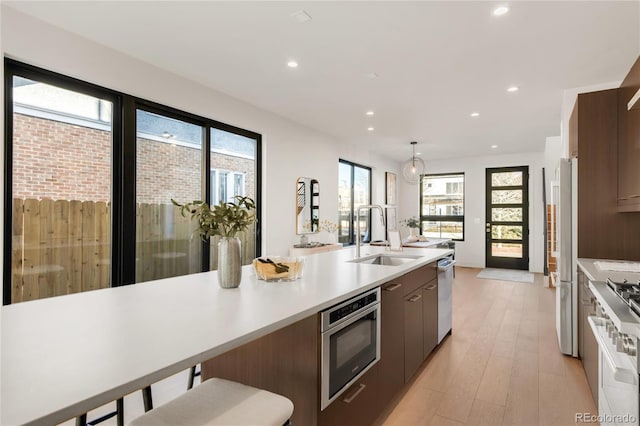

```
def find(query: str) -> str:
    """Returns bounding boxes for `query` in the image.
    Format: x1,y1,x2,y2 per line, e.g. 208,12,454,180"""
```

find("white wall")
399,152,546,272
544,136,562,192
0,7,401,269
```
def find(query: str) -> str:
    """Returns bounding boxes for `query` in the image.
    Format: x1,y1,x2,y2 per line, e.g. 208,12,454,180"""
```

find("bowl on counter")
253,257,305,281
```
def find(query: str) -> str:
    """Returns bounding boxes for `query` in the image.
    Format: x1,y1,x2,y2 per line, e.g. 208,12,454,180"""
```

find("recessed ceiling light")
491,145,498,149
367,127,375,131
366,111,375,116
493,5,509,16
365,72,379,79
507,86,519,92
290,10,312,23
470,112,480,117
287,61,298,68
416,152,421,155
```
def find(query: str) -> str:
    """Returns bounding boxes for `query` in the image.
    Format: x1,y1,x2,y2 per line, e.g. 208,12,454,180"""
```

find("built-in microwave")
320,288,381,410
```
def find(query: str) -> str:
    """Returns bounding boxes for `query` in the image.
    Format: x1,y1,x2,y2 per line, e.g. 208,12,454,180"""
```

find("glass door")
485,166,529,270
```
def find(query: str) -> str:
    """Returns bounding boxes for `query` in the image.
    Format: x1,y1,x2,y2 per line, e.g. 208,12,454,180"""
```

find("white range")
577,258,640,426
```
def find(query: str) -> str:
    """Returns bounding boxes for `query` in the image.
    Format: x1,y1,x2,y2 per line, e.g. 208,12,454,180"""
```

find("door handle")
342,383,366,403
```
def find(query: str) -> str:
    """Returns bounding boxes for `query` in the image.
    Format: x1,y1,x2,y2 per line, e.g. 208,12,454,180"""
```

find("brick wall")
13,113,111,201
13,113,256,204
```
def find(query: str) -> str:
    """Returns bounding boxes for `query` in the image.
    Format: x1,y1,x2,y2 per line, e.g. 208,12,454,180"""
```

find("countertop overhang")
1,245,451,426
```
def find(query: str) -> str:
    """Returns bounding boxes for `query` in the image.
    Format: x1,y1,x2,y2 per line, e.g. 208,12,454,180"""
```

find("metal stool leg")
116,398,124,426
76,387,150,425
142,385,153,412
187,365,201,390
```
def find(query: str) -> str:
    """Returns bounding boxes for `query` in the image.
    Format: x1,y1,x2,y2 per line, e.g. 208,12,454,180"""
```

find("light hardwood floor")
377,266,598,426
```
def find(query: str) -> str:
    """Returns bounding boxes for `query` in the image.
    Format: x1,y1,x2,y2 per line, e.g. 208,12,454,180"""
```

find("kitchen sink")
349,254,421,266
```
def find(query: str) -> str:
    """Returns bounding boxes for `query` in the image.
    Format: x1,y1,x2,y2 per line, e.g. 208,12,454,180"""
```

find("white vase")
218,236,242,288
407,227,419,242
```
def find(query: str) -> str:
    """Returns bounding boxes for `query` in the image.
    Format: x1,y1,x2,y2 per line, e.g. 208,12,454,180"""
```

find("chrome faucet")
355,205,386,258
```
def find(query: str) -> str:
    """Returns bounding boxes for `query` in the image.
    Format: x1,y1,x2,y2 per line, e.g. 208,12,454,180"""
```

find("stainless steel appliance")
555,158,579,356
320,288,381,410
437,256,455,343
589,278,639,425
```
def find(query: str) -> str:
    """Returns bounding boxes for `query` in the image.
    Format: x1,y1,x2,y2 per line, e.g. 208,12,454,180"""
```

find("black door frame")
485,166,529,270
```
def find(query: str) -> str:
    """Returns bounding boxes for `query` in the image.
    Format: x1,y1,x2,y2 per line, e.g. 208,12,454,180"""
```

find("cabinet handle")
629,195,640,199
383,283,402,292
424,284,437,291
342,383,366,403
408,294,422,302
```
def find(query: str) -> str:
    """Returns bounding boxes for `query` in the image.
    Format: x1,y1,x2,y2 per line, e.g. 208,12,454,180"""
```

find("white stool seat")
128,378,294,426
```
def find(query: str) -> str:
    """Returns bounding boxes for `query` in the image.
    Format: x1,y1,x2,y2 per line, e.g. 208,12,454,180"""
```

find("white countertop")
577,258,640,283
1,245,452,426
402,238,452,248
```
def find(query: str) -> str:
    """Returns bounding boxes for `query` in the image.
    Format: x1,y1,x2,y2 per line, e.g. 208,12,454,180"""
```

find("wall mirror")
296,177,319,234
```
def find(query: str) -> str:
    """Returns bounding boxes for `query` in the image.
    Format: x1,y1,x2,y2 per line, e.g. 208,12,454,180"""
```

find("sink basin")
349,254,421,266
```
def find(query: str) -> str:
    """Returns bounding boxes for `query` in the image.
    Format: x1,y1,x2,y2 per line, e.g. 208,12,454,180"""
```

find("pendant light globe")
402,141,425,184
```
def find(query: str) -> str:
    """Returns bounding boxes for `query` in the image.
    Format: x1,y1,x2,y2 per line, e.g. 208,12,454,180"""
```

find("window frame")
338,159,372,246
3,58,262,304
420,172,465,242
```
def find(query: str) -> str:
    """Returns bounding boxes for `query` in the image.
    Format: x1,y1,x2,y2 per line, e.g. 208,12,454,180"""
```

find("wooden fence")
11,199,256,304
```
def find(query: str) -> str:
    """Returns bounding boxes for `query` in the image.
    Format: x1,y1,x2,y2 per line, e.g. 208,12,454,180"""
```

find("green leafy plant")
400,216,420,228
171,196,257,240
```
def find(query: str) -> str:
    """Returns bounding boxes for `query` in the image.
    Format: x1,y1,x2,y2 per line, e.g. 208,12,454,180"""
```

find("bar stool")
128,378,294,426
76,386,153,426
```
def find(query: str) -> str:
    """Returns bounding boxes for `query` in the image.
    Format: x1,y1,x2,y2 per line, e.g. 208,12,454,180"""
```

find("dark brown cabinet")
404,287,424,382
577,270,598,405
402,262,439,382
202,315,319,426
574,89,640,260
378,280,405,408
618,56,640,212
318,363,380,426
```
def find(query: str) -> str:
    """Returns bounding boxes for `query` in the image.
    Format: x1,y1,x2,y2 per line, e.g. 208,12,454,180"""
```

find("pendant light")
402,141,425,184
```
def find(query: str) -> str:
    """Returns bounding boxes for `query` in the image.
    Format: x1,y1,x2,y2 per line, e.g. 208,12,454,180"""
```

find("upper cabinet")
618,56,640,212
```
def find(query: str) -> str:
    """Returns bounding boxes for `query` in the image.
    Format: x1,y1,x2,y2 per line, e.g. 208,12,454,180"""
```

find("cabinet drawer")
403,262,437,295
319,363,379,426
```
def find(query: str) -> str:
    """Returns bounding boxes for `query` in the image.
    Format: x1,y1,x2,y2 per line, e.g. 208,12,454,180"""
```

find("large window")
209,128,258,270
338,160,372,245
420,173,465,241
135,109,203,283
4,59,261,303
7,73,116,304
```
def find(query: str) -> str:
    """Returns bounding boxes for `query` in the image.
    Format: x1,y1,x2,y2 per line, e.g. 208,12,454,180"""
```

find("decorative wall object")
385,172,397,205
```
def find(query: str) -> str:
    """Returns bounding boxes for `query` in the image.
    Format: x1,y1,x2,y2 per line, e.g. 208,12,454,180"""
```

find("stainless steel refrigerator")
555,158,578,356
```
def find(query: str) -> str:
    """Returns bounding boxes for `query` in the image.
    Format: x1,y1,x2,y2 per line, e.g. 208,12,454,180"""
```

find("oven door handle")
342,383,366,403
322,303,379,335
587,316,638,385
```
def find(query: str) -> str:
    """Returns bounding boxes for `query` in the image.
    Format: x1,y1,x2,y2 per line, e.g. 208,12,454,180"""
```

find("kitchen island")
1,245,452,425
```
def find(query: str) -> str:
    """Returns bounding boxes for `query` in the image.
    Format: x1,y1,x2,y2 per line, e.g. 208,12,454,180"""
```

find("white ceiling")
6,1,639,161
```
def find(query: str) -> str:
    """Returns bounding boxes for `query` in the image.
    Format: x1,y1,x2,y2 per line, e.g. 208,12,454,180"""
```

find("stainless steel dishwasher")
437,256,455,343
